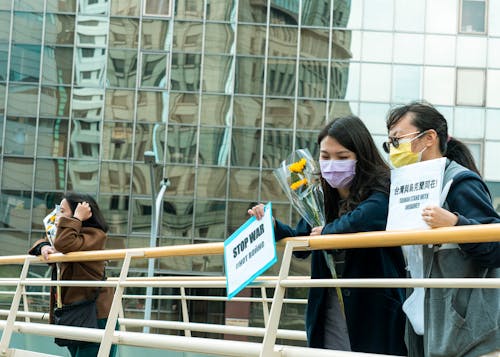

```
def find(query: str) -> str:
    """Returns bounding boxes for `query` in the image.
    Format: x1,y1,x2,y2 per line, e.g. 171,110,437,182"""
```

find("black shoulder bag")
53,273,105,347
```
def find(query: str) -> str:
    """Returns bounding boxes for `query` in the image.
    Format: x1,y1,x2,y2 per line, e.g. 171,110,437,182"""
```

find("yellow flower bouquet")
273,149,325,227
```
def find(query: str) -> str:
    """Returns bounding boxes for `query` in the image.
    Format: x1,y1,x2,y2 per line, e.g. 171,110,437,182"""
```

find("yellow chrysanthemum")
288,158,307,173
50,215,55,222
290,178,308,191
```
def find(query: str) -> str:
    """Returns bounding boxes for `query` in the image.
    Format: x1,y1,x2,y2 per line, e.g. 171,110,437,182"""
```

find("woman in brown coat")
29,192,115,357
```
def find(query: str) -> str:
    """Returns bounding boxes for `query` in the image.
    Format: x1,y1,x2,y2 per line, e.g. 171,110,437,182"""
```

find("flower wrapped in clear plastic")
43,205,60,246
273,149,325,228
274,148,344,313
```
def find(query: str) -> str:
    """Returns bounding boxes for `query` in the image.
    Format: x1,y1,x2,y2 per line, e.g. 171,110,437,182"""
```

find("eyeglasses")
382,131,423,153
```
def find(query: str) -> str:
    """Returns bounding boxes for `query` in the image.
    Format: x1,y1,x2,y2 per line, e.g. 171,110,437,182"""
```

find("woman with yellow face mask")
384,101,500,357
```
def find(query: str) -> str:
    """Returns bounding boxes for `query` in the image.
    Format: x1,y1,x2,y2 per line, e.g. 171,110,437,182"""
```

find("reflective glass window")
109,18,139,49
394,0,425,32
203,55,233,93
170,53,201,91
69,119,102,159
393,33,424,64
270,2,298,25
199,126,229,166
102,122,134,160
169,92,199,124
137,90,168,123
165,165,196,197
141,53,167,88
134,123,164,161
267,58,296,96
485,142,500,180
454,107,485,139
359,103,391,135
0,3,10,10
300,28,330,59
233,96,262,128
105,89,135,121
0,83,4,114
4,116,35,156
331,61,350,100
46,0,76,12
196,167,228,199
145,0,172,17
71,89,104,120
173,22,203,52
40,86,71,118
363,0,394,31
228,168,259,200
392,65,422,103
490,0,500,36
261,129,294,168
7,84,39,116
200,94,231,126
34,159,63,191
296,100,326,131
13,12,43,44
268,26,298,58
485,109,500,140
423,67,456,106
359,63,391,102
238,1,266,24
42,47,73,85
67,159,99,193
207,0,235,21
194,199,227,239
456,68,485,106
0,43,8,80
361,32,392,63
0,11,10,41
426,0,457,34
107,49,138,88
75,47,107,88
425,35,456,66
164,124,197,164
237,25,266,56
235,56,265,95
100,162,132,193
10,44,41,83
142,19,170,51
301,2,330,27
460,0,486,33
457,36,487,67
230,128,261,167
344,62,360,101
15,1,44,12
45,15,75,45
264,98,294,129
174,0,202,20
488,38,500,68
37,118,69,157
486,69,500,108
2,157,34,190
261,169,288,202
111,0,140,16
204,23,234,54
297,60,328,99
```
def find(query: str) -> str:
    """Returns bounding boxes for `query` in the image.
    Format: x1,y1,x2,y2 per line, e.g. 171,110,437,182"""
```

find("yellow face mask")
389,141,422,168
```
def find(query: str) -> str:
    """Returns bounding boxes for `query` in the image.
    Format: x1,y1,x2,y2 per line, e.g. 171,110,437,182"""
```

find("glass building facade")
1,0,500,336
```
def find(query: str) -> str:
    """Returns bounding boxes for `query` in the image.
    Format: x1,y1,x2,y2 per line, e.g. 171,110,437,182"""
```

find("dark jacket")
275,191,407,355
407,161,500,357
29,216,114,320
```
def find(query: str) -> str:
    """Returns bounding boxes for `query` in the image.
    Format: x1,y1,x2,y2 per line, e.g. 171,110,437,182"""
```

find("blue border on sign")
224,202,277,300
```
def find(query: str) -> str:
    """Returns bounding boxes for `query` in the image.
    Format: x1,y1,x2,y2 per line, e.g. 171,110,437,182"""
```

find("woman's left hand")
422,205,458,228
310,226,324,236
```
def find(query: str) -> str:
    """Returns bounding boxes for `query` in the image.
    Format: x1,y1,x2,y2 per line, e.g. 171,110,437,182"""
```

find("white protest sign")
386,157,447,336
386,157,446,231
224,202,277,300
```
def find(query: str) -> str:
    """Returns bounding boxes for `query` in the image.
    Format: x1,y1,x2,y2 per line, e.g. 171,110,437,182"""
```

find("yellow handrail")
2,223,499,265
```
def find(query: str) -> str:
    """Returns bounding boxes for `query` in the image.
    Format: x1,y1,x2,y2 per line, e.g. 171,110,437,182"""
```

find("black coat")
274,191,407,355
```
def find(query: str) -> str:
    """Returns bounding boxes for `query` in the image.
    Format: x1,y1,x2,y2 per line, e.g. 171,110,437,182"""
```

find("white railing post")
180,287,191,337
0,256,36,355
260,287,269,326
21,285,31,323
260,241,308,357
97,251,143,357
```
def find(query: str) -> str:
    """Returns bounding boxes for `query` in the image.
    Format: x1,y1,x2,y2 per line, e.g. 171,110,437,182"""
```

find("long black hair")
386,101,480,176
63,192,109,232
318,116,390,222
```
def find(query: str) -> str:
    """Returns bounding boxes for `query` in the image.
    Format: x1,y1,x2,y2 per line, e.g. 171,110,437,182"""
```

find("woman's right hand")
41,245,57,260
247,203,266,220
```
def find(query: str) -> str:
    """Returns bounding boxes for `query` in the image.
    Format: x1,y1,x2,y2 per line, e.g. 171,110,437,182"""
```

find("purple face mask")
319,159,357,189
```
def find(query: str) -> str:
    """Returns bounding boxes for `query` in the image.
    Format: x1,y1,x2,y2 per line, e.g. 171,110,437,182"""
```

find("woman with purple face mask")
249,116,407,355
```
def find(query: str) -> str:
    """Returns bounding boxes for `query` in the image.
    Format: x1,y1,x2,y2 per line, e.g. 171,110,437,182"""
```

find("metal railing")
0,223,499,357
